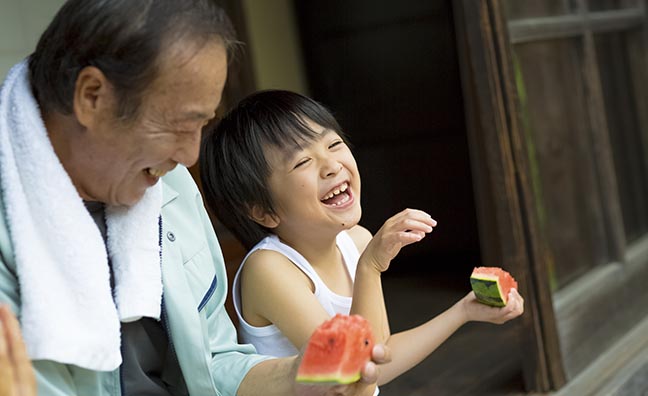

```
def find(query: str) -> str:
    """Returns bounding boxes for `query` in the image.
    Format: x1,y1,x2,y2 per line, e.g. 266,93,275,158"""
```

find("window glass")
595,30,648,242
513,39,612,290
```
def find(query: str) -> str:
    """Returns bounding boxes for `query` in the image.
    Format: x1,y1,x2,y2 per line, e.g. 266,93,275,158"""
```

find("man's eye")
293,158,310,169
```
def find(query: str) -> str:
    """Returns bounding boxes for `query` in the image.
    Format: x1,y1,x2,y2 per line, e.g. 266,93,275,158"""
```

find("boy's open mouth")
320,182,351,207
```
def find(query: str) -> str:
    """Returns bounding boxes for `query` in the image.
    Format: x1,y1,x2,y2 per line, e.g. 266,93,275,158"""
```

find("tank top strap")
265,235,328,289
335,231,361,281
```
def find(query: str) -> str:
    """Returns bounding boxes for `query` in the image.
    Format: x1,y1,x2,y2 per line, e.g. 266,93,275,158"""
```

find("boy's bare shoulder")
243,249,297,276
346,225,372,253
239,249,316,326
241,248,314,290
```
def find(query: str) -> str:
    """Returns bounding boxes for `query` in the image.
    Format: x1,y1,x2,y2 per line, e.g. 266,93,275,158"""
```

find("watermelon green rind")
470,277,506,307
295,372,362,385
470,267,517,307
470,276,506,307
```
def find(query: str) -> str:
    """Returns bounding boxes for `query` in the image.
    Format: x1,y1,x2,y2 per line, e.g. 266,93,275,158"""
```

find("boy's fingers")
0,305,36,396
371,344,391,364
501,292,524,320
402,230,425,239
509,289,524,314
395,209,437,225
359,361,378,384
360,344,390,383
0,310,16,396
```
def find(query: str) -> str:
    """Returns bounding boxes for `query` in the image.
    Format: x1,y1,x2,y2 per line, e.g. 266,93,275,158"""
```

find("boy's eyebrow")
284,143,305,160
283,128,336,159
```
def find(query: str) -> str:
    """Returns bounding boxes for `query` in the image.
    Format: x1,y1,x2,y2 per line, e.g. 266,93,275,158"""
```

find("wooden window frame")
454,0,648,391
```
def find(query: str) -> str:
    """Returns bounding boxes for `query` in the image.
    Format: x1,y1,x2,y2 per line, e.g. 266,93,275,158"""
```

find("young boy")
200,90,524,388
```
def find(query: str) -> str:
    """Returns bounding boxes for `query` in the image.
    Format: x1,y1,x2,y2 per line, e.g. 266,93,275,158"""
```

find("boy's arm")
346,225,390,343
241,250,338,349
377,290,524,385
349,210,437,344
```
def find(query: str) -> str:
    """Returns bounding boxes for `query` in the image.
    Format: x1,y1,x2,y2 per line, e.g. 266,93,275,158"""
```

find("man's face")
74,40,227,206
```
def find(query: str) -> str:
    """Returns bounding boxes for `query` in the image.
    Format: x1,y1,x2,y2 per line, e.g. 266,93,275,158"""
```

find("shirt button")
166,231,176,242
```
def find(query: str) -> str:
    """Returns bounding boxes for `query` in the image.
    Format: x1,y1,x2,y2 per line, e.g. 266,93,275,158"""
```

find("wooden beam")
491,0,568,389
508,8,644,44
453,0,567,391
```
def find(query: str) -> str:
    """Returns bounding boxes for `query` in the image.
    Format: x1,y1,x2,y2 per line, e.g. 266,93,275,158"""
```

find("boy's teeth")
323,183,349,200
331,194,350,206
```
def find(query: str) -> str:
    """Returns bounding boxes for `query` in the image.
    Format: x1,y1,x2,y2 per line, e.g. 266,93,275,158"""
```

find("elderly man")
0,1,387,395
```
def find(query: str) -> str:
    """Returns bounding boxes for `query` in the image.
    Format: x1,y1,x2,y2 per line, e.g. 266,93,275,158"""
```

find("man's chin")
113,190,148,208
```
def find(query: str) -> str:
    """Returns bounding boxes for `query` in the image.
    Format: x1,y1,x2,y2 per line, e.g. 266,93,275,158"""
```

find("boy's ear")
248,205,280,229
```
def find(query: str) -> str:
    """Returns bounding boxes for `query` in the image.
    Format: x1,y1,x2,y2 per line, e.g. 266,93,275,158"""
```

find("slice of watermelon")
470,267,518,307
296,314,374,385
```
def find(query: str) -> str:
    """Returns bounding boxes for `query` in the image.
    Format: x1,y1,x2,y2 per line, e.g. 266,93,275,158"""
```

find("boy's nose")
321,160,343,178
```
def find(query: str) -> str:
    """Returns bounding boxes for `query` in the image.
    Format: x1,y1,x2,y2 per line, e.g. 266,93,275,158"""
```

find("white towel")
0,60,163,371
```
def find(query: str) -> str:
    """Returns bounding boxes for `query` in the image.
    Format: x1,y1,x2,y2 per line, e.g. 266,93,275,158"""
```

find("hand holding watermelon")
461,267,524,324
470,267,518,307
295,314,389,396
460,288,524,325
296,314,375,385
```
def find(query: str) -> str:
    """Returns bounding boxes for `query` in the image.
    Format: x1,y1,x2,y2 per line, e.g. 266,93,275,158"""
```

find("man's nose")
172,131,202,167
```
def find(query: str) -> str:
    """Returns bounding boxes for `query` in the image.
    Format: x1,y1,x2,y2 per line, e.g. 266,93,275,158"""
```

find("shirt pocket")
183,246,220,315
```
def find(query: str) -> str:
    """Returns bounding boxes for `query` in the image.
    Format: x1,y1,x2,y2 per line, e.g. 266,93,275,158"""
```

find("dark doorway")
294,1,525,394
294,0,479,274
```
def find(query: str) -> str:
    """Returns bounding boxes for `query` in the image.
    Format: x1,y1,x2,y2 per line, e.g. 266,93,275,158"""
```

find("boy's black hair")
200,89,349,250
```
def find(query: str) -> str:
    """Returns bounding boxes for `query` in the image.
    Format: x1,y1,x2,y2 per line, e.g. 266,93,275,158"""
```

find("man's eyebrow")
177,111,216,122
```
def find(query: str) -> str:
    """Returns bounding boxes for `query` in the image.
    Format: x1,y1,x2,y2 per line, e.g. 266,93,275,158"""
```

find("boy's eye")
293,158,311,169
329,140,343,149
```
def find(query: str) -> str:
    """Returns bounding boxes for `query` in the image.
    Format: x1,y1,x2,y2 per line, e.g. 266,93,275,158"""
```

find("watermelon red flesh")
470,267,518,307
296,314,374,385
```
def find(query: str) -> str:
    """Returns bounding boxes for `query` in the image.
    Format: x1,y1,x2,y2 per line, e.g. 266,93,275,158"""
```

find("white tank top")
233,231,360,357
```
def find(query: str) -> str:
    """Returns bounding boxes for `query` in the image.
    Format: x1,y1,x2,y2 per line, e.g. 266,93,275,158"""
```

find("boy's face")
263,120,362,239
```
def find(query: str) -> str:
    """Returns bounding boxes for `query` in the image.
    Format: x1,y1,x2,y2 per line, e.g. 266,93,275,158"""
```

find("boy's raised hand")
361,209,437,273
459,289,525,324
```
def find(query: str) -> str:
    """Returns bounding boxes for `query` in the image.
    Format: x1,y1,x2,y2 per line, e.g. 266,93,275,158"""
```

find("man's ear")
248,205,280,229
73,66,113,129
